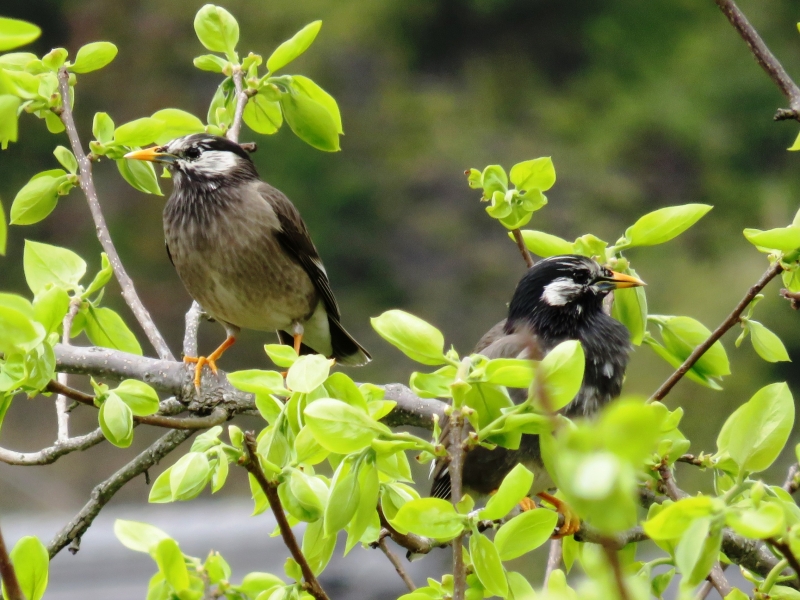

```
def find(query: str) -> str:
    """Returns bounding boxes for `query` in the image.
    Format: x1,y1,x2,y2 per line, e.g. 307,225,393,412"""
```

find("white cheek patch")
189,150,240,177
542,277,584,306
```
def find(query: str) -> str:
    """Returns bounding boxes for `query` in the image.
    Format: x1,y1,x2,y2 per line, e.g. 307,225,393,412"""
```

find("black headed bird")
430,255,644,534
125,134,370,387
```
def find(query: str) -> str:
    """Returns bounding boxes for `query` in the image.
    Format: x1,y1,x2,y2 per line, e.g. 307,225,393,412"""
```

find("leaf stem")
242,433,330,600
511,228,534,269
55,68,174,361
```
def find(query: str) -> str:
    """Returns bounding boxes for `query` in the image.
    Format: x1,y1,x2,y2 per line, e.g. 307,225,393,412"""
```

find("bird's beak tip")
609,271,646,289
124,147,171,162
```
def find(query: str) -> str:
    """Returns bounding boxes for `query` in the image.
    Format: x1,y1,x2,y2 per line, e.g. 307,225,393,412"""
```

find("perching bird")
430,255,644,533
125,134,370,387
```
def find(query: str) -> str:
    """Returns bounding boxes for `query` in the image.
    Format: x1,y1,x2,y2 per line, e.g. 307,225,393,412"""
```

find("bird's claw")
183,355,220,390
518,497,537,512
537,492,580,539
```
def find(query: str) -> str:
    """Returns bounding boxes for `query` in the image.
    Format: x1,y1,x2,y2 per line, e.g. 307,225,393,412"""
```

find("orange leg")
519,497,536,512
184,335,236,389
293,333,303,355
537,492,580,539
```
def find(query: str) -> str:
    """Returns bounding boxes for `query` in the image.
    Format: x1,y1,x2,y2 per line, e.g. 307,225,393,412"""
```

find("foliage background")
0,0,798,555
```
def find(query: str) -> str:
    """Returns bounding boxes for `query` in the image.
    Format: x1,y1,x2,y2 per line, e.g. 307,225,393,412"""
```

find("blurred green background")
1,0,799,513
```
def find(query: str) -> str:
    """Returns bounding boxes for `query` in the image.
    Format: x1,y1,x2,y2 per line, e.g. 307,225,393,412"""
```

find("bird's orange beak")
607,270,646,289
124,147,176,163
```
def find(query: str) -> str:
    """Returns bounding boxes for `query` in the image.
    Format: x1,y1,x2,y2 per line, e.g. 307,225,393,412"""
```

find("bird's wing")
429,321,544,499
261,184,341,320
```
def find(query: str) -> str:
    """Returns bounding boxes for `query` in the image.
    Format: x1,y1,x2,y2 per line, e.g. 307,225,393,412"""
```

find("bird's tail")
328,316,371,366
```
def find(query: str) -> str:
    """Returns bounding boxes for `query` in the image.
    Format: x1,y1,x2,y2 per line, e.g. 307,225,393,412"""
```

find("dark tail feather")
430,469,452,500
328,316,371,366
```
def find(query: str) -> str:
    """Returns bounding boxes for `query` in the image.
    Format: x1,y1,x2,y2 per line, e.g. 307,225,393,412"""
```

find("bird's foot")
184,335,236,390
537,492,580,538
518,497,537,512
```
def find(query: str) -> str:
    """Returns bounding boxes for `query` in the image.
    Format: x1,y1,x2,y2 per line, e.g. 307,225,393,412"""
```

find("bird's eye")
185,147,201,160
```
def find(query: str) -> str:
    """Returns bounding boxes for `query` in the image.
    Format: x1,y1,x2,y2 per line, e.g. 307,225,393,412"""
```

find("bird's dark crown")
506,255,615,337
160,134,258,185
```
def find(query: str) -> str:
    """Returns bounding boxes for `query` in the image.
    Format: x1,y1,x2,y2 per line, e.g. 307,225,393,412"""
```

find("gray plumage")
137,134,369,366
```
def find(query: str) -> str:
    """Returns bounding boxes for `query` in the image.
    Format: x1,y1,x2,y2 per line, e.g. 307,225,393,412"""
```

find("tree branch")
56,297,82,442
511,229,534,269
226,67,250,144
183,302,204,358
377,537,416,592
784,464,800,495
544,539,562,584
650,261,783,401
0,520,23,600
55,68,174,361
0,428,106,466
448,410,467,600
48,428,193,557
713,0,800,120
242,433,330,600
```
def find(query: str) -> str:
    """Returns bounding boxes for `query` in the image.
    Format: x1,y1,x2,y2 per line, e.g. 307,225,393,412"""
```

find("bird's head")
507,255,644,329
124,134,258,186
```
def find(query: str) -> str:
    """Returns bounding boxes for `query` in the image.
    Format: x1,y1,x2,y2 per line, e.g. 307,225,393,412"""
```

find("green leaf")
244,92,283,134
479,464,534,520
506,571,537,600
725,502,784,539
204,551,231,584
266,21,322,73
292,76,342,134
93,112,115,144
99,392,134,447
748,320,791,362
237,573,284,599
53,145,78,174
0,300,42,354
0,197,6,255
10,174,63,225
114,379,160,416
193,54,228,73
345,457,380,554
304,399,386,454
280,89,340,152
324,372,369,411
0,17,41,51
0,94,20,150
410,365,456,398
643,496,717,540
249,473,268,515
23,239,86,294
85,306,143,355
302,519,336,576
84,253,113,298
9,536,48,600
286,354,330,393
42,48,68,71
194,4,239,57
265,343,298,368
623,204,712,248
509,157,555,192
481,165,508,195
117,157,163,195
114,117,164,147
44,111,65,134
654,315,730,379
280,470,327,522
482,358,535,388
170,452,211,501
743,226,800,252
516,230,574,258
469,533,508,598
324,469,360,536
148,468,173,503
718,382,794,473
154,538,189,591
391,498,464,539
151,109,205,146
494,509,558,560
114,519,170,553
611,267,647,345
294,425,328,465
70,41,118,73
537,339,585,411
371,310,447,365
32,286,70,334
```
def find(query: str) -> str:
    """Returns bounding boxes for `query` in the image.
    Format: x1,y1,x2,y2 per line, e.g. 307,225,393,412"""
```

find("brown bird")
125,134,370,387
430,255,644,535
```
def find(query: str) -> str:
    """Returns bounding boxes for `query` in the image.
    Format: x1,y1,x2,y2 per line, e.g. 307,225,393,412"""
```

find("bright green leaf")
537,339,585,411
743,226,800,253
99,392,134,448
371,309,447,365
623,204,712,248
117,157,163,195
9,536,48,600
193,54,228,73
266,21,322,73
154,538,189,591
170,452,211,501
32,285,70,334
286,354,330,394
10,174,63,225
509,157,555,192
304,399,386,454
516,230,574,258
494,508,558,561
479,464,534,520
194,4,239,57
151,109,205,145
292,75,342,134
725,502,784,539
23,240,86,294
0,94,20,150
244,92,283,135
114,379,160,416
85,306,143,355
0,17,41,52
748,320,791,363
280,90,340,152
391,498,464,539
70,41,118,73
93,112,115,144
469,533,508,598
114,519,170,553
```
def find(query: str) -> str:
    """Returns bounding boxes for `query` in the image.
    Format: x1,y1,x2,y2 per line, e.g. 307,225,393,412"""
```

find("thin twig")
55,68,174,361
544,539,562,585
706,563,733,598
48,428,193,557
511,228,534,268
768,538,800,582
0,520,23,600
650,261,783,401
183,302,204,358
677,454,706,467
227,68,249,143
0,428,106,466
784,464,800,494
242,433,330,600
601,544,631,600
781,289,800,310
56,296,82,441
448,410,467,600
377,537,416,592
713,0,800,119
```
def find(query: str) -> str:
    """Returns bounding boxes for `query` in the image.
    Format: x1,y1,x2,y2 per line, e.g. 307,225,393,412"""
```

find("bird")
429,254,644,535
124,134,370,388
